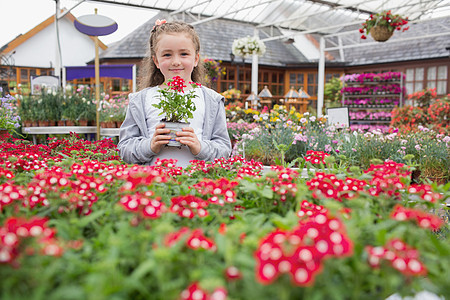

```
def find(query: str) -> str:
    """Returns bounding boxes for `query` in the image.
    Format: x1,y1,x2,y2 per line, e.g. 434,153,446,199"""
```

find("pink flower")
152,19,167,30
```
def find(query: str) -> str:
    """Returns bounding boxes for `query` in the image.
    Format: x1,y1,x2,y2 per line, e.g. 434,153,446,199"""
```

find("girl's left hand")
176,127,201,155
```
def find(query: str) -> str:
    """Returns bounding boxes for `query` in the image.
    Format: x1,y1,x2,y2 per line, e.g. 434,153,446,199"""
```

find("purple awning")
65,65,134,81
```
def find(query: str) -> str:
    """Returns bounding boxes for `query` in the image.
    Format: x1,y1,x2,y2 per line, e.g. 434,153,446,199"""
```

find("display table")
22,126,120,144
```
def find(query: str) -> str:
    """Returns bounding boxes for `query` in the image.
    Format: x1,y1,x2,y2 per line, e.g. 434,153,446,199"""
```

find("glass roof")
79,0,450,38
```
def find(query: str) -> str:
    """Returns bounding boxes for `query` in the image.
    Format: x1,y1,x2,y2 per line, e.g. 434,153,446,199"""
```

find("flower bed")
0,132,449,299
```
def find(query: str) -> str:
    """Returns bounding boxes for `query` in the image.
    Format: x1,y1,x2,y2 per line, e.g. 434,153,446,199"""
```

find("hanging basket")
369,26,393,42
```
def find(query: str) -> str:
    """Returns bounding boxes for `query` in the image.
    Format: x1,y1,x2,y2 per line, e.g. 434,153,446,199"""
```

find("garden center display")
1,91,449,299
341,72,405,131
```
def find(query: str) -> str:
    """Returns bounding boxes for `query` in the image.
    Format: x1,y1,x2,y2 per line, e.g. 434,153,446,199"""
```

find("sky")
0,0,158,47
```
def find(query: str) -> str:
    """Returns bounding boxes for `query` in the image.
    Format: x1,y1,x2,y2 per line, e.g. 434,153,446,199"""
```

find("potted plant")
203,58,226,87
324,77,342,112
232,36,266,58
152,76,201,147
359,10,409,42
0,91,21,136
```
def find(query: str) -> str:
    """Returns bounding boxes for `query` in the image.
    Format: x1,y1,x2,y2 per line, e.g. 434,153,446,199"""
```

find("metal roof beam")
169,0,212,15
190,0,280,25
76,0,162,12
261,19,362,42
325,31,450,51
307,0,374,15
257,0,370,29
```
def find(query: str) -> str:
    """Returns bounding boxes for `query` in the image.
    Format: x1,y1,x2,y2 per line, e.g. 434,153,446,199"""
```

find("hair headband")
152,19,167,31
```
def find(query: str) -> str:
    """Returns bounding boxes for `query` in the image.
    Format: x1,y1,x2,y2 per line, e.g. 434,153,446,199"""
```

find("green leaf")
76,209,106,228
130,259,157,280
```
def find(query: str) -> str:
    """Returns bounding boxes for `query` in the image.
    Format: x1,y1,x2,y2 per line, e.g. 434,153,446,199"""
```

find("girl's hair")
138,21,206,90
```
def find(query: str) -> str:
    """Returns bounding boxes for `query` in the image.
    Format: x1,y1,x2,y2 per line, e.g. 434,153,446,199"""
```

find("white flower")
232,36,266,58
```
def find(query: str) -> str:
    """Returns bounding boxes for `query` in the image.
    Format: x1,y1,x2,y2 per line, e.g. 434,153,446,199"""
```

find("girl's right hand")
151,123,171,153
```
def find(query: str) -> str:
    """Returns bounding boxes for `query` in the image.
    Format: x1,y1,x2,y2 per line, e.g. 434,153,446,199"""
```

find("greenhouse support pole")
132,64,137,93
317,36,325,117
251,28,259,109
94,35,100,140
54,0,62,85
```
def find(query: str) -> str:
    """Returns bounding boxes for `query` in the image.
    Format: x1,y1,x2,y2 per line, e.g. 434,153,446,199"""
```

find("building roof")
101,11,450,68
74,0,450,39
325,16,450,66
99,12,309,66
0,10,108,55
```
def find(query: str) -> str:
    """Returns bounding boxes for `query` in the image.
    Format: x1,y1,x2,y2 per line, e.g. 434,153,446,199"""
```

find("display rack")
341,72,404,129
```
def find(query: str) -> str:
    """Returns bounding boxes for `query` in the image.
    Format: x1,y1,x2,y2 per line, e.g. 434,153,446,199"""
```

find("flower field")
0,132,449,300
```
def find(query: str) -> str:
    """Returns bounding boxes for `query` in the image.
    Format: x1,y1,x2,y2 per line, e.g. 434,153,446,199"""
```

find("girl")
118,20,232,168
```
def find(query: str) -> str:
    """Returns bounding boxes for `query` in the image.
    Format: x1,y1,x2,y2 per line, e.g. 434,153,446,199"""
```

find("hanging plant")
359,10,409,42
203,58,226,82
232,36,266,58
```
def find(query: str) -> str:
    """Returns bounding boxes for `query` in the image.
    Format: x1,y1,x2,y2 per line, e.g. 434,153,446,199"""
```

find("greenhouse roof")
72,0,450,39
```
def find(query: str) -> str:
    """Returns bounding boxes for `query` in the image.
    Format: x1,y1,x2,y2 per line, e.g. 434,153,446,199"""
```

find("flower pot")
77,120,88,126
370,26,393,42
38,120,50,127
164,121,190,147
57,120,66,126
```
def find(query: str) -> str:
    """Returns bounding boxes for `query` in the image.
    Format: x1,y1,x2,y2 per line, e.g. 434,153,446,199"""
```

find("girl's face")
152,32,200,86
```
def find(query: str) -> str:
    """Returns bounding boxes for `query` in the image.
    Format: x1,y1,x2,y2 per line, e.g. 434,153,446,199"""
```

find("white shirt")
144,86,205,168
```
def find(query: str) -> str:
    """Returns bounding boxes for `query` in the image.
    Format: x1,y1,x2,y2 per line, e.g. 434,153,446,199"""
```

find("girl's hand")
151,123,171,153
176,127,201,155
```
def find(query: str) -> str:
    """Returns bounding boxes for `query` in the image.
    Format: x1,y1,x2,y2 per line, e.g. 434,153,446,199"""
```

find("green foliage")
0,132,449,300
324,77,343,108
153,77,199,123
19,87,98,124
0,93,21,132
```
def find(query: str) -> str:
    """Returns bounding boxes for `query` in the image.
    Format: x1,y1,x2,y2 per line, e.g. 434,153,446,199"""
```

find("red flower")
225,266,242,281
164,227,190,247
255,212,352,286
167,76,187,93
0,217,64,264
366,238,427,276
218,223,227,235
306,173,366,202
119,192,165,219
180,282,208,300
186,229,217,251
390,204,444,230
170,195,209,218
192,178,239,205
180,282,227,300
408,184,442,203
304,150,330,165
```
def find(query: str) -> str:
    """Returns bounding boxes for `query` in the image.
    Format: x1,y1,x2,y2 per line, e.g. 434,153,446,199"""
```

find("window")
307,73,318,97
406,66,448,96
427,66,447,95
325,73,341,82
258,70,284,96
405,67,424,94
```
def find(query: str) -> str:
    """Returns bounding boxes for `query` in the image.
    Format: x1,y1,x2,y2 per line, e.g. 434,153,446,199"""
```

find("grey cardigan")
118,86,232,165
